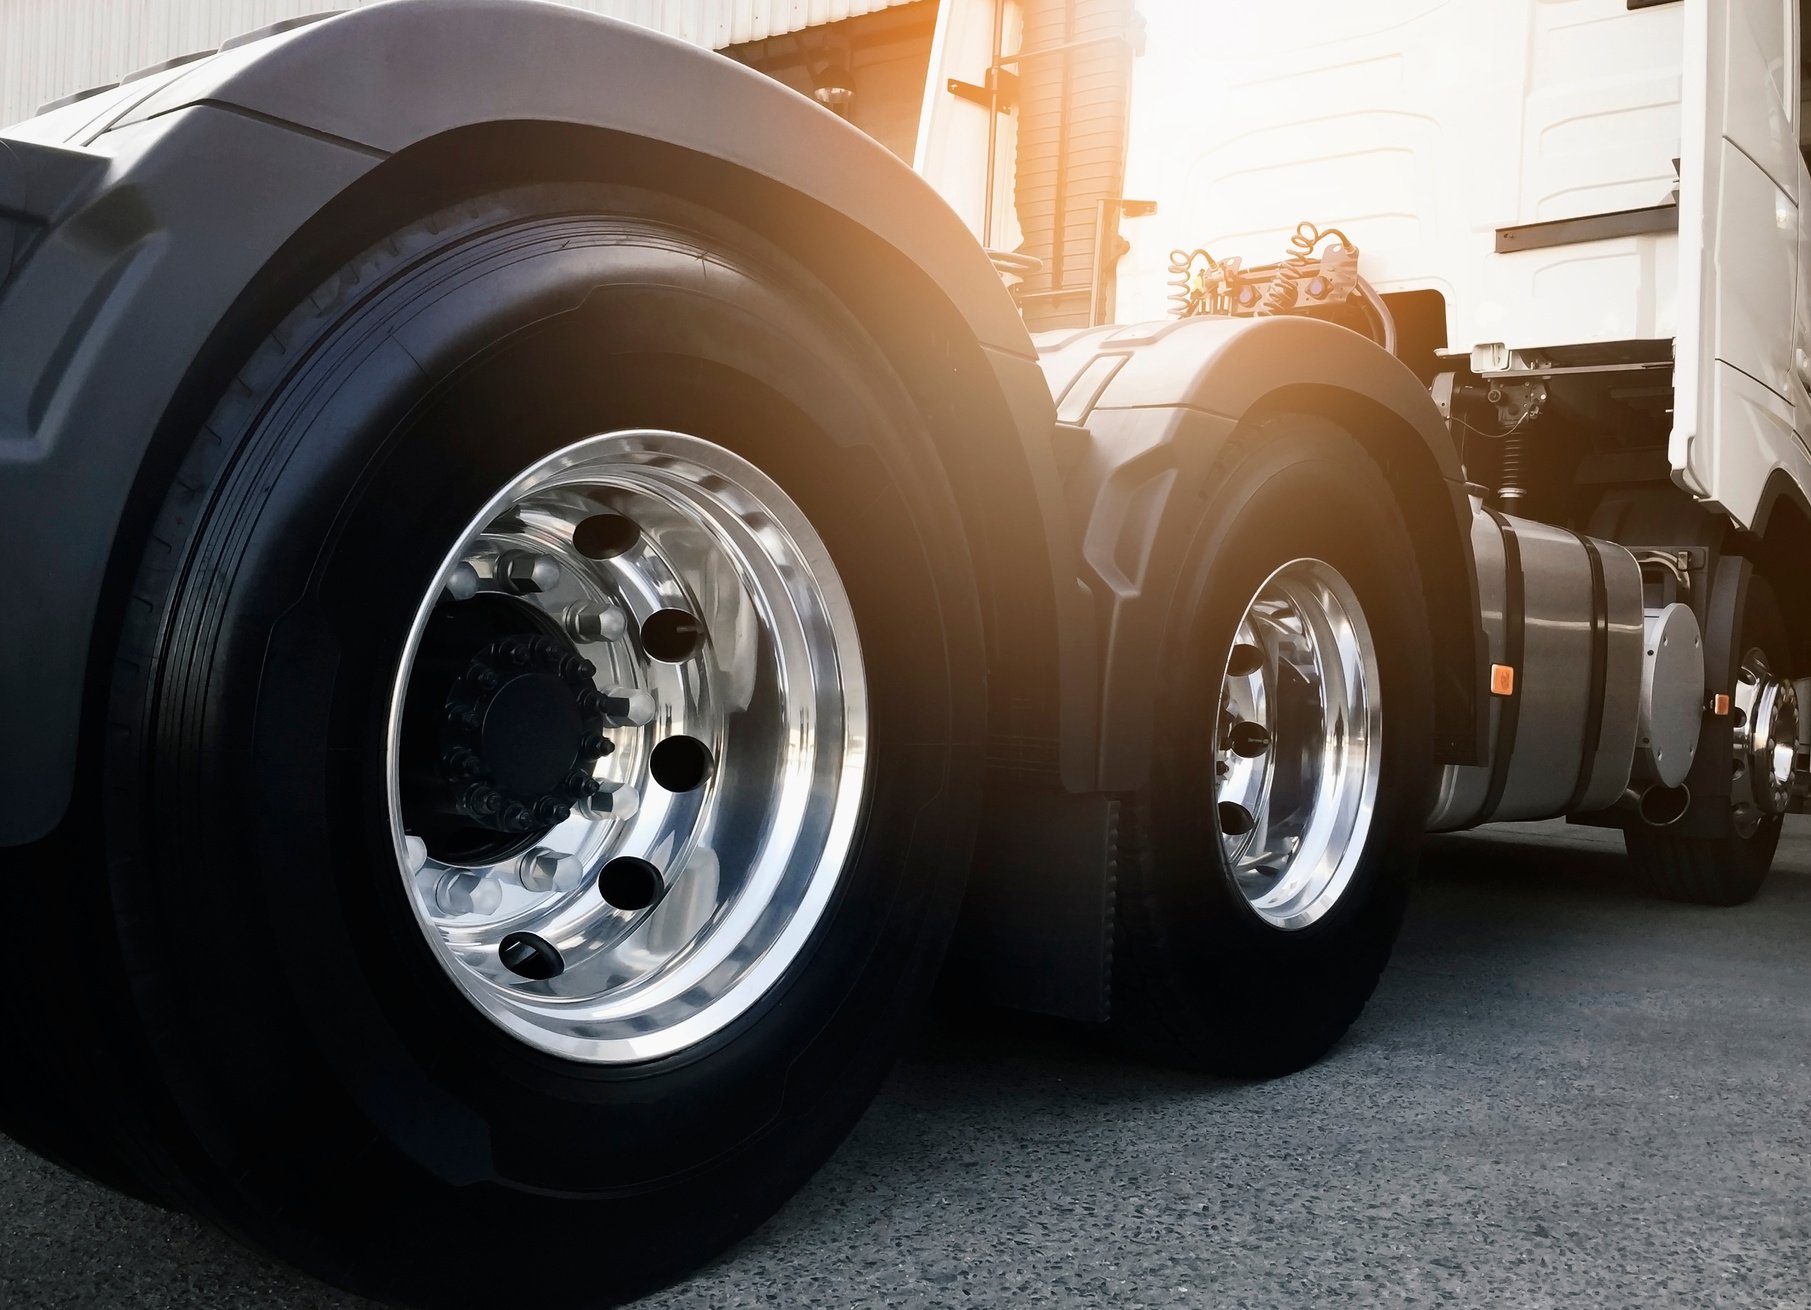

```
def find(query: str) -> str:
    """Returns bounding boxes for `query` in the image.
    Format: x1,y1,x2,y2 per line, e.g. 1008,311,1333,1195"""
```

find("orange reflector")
1490,664,1516,697
1712,693,1731,716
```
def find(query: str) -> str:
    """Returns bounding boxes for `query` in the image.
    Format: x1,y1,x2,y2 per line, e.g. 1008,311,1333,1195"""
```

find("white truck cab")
921,0,1811,877
924,0,1811,534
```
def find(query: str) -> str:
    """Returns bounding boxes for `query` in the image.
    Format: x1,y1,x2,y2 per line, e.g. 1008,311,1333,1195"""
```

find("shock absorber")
1482,380,1546,510
1496,430,1529,509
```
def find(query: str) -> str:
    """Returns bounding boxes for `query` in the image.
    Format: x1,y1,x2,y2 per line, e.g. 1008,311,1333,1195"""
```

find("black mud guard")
0,0,1090,846
1040,315,1486,792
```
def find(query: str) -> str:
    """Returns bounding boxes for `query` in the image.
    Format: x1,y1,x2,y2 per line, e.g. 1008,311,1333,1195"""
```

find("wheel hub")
400,601,613,862
1731,651,1799,830
384,430,866,1064
1211,558,1382,931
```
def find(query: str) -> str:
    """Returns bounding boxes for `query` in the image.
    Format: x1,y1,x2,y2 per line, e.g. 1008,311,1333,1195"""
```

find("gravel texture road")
4,818,1808,1308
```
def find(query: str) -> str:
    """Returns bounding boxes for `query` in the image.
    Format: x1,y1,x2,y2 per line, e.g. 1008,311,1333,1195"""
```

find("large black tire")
1111,417,1434,1078
13,185,985,1307
1624,577,1788,906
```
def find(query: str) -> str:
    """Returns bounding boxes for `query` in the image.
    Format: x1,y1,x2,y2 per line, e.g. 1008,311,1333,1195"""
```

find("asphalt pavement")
4,818,1808,1308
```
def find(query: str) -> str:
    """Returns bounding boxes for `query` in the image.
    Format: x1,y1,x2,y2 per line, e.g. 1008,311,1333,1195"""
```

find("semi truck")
0,0,1803,1304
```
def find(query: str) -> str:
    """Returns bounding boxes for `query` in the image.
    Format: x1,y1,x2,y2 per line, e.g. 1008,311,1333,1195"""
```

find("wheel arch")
1751,469,1811,671
1046,315,1484,789
0,2,1085,846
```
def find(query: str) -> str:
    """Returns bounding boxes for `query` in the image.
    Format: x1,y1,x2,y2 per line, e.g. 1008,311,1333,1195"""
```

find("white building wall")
0,0,923,126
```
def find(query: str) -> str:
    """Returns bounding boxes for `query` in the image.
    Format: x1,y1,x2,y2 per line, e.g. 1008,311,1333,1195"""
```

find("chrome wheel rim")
1212,559,1382,931
1731,648,1798,834
385,430,866,1063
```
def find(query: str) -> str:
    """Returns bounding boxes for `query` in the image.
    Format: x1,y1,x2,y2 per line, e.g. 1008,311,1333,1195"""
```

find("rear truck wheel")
1111,418,1435,1077
1624,577,1791,906
33,185,984,1307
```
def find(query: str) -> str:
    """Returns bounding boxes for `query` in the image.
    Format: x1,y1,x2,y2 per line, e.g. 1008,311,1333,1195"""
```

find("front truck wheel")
64,186,981,1306
1623,577,1792,905
1112,418,1435,1077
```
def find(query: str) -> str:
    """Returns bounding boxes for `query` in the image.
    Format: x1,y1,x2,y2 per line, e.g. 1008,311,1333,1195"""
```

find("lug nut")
403,835,429,874
500,802,533,832
560,655,598,681
587,687,656,727
563,602,627,644
435,870,502,917
580,733,615,759
515,847,585,894
442,561,481,602
460,784,503,817
532,797,572,826
443,747,485,780
499,550,560,594
581,781,640,822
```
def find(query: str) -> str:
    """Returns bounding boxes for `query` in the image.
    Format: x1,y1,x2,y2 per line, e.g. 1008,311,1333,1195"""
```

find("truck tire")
1624,578,1788,906
24,184,984,1308
1111,417,1434,1077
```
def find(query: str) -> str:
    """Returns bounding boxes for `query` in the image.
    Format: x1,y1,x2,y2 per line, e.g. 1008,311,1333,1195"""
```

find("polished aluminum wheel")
1731,648,1799,835
386,431,866,1063
1212,559,1382,930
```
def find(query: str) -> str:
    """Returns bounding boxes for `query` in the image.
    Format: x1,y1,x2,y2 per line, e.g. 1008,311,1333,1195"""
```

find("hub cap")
387,431,867,1063
1212,559,1382,930
1731,649,1799,834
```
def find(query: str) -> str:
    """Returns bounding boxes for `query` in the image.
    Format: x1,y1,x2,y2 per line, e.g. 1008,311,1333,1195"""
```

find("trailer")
0,1,1804,1304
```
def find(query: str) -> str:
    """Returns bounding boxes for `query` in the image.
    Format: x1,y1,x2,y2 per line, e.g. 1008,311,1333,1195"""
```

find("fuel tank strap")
1564,533,1611,813
1477,510,1524,820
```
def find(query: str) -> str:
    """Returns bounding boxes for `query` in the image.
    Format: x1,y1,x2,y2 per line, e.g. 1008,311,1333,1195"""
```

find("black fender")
1040,314,1486,791
0,0,1089,845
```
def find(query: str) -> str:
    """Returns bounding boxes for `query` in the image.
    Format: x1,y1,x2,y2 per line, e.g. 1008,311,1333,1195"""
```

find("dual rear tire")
1624,576,1793,906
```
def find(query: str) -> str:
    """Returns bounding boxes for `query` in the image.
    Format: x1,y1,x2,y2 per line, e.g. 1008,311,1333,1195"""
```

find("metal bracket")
947,67,1019,111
